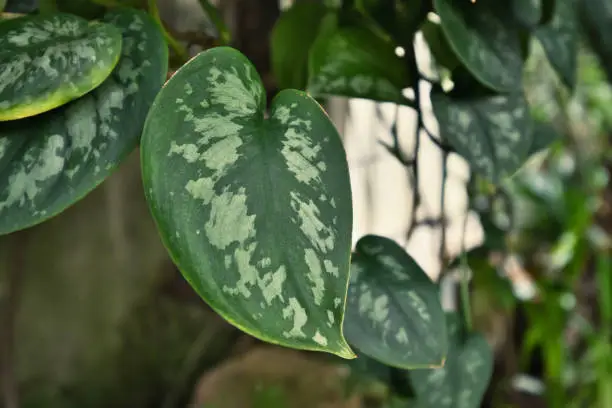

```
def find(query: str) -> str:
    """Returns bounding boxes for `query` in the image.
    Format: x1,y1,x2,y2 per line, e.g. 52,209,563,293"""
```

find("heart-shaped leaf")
434,0,523,92
536,0,578,89
141,46,355,359
0,9,168,235
344,235,447,369
271,1,328,90
307,17,412,104
408,313,494,408
431,87,533,183
0,13,122,121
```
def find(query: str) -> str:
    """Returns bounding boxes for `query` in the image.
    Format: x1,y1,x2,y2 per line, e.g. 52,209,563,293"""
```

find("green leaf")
271,1,328,90
434,0,523,92
344,235,448,369
421,19,460,72
0,0,6,12
408,313,493,408
527,120,561,156
536,0,578,89
580,0,612,82
0,13,122,121
431,87,533,183
307,20,411,104
513,0,542,28
0,9,168,235
140,46,356,359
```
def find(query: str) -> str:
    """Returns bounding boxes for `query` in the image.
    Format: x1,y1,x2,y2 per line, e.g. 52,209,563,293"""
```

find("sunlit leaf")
408,313,493,408
431,86,533,183
344,235,447,369
307,18,411,104
141,46,356,359
0,13,122,121
271,1,328,90
536,0,578,89
0,9,167,235
434,0,523,92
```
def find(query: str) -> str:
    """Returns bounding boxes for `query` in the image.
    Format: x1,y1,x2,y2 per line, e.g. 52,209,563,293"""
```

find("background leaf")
536,0,578,89
271,0,328,90
141,46,355,359
408,313,494,408
0,13,122,121
0,8,168,235
344,235,448,369
307,19,411,104
431,86,533,183
512,0,542,29
434,0,524,92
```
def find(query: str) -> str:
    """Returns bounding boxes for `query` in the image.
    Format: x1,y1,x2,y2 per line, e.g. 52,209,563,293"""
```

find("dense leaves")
308,16,412,104
434,0,523,92
431,86,533,182
271,1,328,90
0,9,167,235
344,235,447,369
407,313,494,408
141,47,355,359
0,13,122,121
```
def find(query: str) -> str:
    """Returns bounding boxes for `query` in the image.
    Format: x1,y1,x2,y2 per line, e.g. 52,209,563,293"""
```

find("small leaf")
513,0,542,28
271,1,328,90
344,235,447,369
434,0,523,92
307,19,411,104
431,87,533,183
421,19,460,72
408,313,494,408
536,0,578,89
141,46,355,359
0,13,122,121
0,9,168,235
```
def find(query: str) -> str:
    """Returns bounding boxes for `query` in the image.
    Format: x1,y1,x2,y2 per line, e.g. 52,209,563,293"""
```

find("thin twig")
377,105,415,166
439,151,449,269
459,212,473,331
1,230,29,408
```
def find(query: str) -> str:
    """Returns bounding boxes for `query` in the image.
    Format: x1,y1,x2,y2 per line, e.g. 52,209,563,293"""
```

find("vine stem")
197,0,231,46
459,212,473,331
439,151,448,268
147,0,190,64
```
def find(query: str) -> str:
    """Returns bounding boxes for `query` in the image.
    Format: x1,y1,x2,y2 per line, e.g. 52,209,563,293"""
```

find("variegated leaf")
307,16,412,104
431,86,533,183
408,313,494,408
0,9,167,235
0,13,122,121
434,0,523,92
344,235,447,369
536,0,578,89
140,47,355,359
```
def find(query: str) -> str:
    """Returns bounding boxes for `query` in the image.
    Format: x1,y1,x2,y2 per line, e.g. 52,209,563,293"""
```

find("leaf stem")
197,0,230,46
459,212,473,331
147,0,189,64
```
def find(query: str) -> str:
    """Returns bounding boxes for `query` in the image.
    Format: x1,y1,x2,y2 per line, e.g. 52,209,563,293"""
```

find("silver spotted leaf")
271,1,328,90
0,9,168,235
307,17,412,105
434,0,523,92
344,235,448,369
536,0,578,89
408,313,494,408
431,87,533,183
0,13,122,121
140,47,355,359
